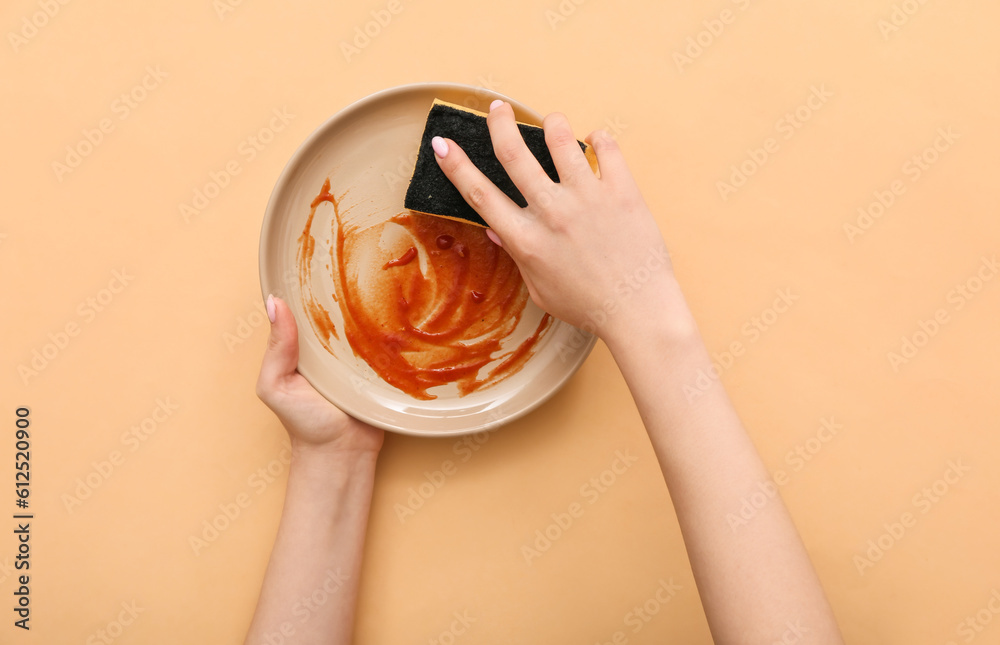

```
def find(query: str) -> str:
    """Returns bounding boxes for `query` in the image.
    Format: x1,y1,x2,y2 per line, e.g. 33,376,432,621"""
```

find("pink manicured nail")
486,229,502,247
431,136,449,158
266,294,276,323
489,99,504,112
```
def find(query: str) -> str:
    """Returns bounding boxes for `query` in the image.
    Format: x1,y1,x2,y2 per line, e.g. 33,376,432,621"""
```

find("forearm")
604,281,843,645
243,446,378,645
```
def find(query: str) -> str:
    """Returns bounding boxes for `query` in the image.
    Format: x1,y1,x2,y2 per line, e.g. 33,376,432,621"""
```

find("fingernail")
489,99,504,112
431,136,449,158
486,229,502,247
266,294,276,323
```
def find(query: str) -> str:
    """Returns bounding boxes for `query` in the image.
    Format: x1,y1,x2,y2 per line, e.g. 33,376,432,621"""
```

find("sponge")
403,99,598,227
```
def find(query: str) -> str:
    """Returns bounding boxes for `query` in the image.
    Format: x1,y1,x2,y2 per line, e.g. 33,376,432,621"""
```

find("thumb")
258,294,299,392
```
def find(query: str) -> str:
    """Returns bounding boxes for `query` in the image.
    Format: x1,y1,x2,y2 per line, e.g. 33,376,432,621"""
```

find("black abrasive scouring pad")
403,99,598,227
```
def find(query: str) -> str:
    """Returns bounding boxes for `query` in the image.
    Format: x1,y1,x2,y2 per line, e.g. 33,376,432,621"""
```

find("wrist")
289,441,379,486
600,275,701,355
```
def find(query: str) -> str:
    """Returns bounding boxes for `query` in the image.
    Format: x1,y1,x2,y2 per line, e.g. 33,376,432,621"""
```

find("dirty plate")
259,82,595,436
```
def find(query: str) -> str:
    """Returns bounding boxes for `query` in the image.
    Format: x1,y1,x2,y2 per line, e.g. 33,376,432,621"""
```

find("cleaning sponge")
403,99,598,227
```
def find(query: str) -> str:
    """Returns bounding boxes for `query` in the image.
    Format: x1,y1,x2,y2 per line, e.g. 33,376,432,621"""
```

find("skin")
244,294,383,645
245,100,845,644
432,100,845,644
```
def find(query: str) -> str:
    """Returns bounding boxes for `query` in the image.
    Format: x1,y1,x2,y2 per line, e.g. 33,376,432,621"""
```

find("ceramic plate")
259,82,595,436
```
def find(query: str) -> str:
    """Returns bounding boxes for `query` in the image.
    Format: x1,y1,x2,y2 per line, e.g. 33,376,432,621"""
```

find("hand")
432,101,677,341
256,294,384,455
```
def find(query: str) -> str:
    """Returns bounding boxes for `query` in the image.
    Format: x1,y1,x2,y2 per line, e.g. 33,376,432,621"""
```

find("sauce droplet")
470,290,485,303
383,246,417,269
436,234,454,249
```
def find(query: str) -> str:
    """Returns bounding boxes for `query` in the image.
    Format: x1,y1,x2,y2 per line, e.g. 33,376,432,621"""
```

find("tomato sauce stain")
298,178,552,400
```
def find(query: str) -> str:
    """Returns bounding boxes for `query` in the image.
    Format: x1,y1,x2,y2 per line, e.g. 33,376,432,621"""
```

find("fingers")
543,112,594,184
433,135,520,243
256,294,299,400
486,101,554,202
485,228,503,247
586,129,633,187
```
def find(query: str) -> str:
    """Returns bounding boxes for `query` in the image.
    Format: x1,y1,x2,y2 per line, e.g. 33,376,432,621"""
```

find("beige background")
2,0,998,643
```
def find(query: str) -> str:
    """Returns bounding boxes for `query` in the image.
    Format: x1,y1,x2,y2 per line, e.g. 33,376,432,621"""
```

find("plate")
259,82,596,436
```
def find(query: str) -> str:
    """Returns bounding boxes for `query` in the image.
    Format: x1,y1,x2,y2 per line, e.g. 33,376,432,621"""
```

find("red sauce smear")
295,181,340,349
383,246,417,269
298,178,552,400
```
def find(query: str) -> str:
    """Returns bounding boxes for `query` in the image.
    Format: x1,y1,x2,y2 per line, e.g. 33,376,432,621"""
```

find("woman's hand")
246,298,381,645
255,294,384,455
430,103,847,644
432,100,677,341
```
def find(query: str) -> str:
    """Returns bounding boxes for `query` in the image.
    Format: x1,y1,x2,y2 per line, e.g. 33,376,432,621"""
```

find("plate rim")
258,82,597,436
